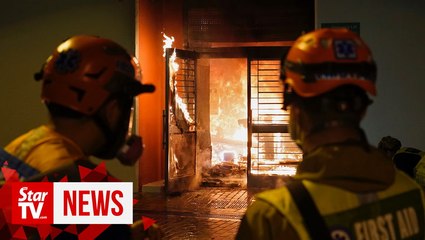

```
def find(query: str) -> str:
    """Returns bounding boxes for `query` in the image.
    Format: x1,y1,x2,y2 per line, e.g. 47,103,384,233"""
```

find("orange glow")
137,0,185,187
163,33,194,125
210,59,301,176
162,33,174,57
210,58,248,167
251,165,297,176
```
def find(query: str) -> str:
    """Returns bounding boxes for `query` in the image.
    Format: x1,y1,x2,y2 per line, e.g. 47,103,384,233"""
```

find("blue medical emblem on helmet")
334,40,356,59
54,49,81,74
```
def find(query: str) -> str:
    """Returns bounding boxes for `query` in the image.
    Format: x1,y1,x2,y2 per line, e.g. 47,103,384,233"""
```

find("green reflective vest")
256,171,425,240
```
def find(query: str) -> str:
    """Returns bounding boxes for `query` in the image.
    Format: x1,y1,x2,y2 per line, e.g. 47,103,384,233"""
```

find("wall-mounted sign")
321,22,360,35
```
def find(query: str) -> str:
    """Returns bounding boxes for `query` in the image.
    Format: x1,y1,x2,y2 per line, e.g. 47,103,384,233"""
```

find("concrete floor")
133,187,264,240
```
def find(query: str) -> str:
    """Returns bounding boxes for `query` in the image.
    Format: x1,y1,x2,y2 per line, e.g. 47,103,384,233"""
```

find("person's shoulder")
24,126,86,170
394,146,425,161
24,141,82,173
395,146,425,155
252,187,292,214
4,126,40,152
256,187,287,200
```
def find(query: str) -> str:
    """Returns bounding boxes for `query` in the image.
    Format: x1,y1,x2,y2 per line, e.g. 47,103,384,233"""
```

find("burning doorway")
203,58,248,187
164,46,302,193
136,0,315,193
247,56,302,188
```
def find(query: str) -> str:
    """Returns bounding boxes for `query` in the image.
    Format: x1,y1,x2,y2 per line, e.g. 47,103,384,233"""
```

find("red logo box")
11,182,53,224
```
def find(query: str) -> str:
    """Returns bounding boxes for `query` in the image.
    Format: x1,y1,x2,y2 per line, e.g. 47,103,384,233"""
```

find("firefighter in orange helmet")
378,136,425,188
236,28,425,239
378,135,402,158
6,35,154,174
4,35,162,239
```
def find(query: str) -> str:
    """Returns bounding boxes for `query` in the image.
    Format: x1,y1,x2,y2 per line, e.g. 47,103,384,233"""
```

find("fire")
169,49,179,74
172,153,179,175
209,59,301,177
162,36,301,179
232,127,247,142
162,33,194,126
162,33,179,87
162,33,174,57
174,94,194,125
251,165,297,176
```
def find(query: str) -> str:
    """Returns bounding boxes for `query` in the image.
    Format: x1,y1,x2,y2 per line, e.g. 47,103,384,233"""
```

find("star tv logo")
12,182,53,224
11,182,133,224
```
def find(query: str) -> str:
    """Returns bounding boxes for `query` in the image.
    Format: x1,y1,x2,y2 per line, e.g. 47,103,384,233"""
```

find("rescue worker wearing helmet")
394,147,425,188
6,35,154,174
4,35,161,239
378,135,402,159
236,29,425,239
378,136,425,188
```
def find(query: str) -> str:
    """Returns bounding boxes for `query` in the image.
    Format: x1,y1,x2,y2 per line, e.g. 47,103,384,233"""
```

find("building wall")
316,0,425,149
0,0,138,189
1,1,424,191
137,0,425,186
136,0,184,186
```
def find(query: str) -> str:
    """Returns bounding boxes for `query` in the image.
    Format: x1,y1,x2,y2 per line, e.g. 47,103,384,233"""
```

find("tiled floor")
133,187,264,240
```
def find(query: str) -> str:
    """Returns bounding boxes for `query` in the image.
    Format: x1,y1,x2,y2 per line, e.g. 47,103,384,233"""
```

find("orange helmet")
282,28,376,98
35,35,154,115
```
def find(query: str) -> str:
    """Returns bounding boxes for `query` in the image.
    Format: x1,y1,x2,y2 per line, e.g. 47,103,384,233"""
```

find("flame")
163,33,179,75
175,94,195,125
251,165,297,176
162,33,194,126
162,33,175,57
208,59,301,177
232,126,247,142
172,153,179,174
169,49,179,73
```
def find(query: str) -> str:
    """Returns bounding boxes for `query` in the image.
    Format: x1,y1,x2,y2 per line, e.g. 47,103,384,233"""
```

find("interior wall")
136,0,184,186
316,0,425,149
0,0,138,190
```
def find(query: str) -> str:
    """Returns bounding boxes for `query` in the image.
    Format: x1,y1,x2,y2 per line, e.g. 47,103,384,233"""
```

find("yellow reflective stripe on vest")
256,172,425,240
